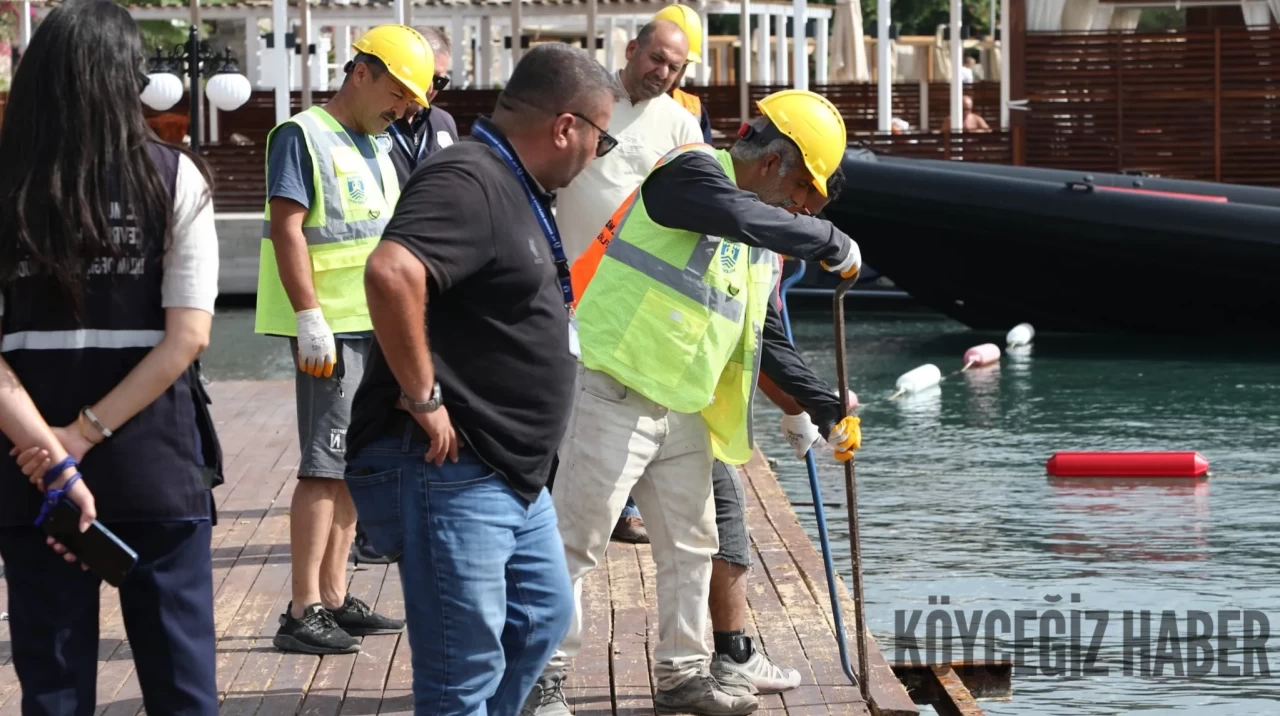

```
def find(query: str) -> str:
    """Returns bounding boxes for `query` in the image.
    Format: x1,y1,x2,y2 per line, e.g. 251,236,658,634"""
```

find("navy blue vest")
0,143,216,527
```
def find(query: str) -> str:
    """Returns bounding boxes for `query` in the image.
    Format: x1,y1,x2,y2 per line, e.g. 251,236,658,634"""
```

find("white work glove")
295,308,337,378
781,412,823,460
820,238,862,280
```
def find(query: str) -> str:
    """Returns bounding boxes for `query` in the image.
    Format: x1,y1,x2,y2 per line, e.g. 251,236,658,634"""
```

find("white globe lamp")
140,72,184,112
206,71,252,113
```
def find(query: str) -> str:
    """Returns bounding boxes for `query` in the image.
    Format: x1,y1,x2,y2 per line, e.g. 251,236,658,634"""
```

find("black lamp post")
146,24,249,154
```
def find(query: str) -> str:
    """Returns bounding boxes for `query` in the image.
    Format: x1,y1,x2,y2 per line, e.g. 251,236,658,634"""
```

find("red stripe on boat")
1095,186,1228,203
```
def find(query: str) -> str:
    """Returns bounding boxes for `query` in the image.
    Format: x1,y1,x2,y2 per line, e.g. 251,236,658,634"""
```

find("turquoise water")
753,307,1280,715
205,305,1280,714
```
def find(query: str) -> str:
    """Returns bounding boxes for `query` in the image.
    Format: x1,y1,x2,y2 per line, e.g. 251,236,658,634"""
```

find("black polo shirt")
346,118,575,502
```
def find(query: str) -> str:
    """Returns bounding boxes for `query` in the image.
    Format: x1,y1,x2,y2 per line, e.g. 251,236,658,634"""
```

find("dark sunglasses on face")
571,112,618,158
498,94,617,157
432,74,450,92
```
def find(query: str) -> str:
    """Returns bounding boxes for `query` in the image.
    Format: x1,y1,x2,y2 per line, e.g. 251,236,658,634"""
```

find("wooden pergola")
20,0,838,126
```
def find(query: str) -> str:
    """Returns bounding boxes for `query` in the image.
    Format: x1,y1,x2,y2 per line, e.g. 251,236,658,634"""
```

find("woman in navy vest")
0,1,222,714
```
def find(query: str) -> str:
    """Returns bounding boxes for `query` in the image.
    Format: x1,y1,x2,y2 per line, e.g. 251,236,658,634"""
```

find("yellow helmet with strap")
756,89,847,197
653,4,704,63
351,25,435,108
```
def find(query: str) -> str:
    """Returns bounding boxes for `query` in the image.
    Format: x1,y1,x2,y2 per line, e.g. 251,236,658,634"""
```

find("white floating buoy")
962,343,1001,369
893,364,942,397
1006,323,1035,347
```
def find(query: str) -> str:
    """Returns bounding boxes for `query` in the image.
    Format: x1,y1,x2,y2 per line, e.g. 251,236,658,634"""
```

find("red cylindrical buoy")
1046,451,1210,478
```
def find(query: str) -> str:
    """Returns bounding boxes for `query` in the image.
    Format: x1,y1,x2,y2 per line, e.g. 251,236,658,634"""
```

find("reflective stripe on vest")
1,329,164,352
254,106,401,337
571,143,741,322
574,144,777,463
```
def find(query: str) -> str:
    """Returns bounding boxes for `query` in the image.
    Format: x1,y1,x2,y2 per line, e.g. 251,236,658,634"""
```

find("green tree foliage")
864,0,997,36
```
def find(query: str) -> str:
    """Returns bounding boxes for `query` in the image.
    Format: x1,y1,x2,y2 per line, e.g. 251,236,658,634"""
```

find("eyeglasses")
500,94,617,158
570,112,618,158
432,74,450,92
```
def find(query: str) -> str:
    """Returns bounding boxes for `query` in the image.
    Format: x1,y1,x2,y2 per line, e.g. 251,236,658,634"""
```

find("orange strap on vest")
570,186,637,308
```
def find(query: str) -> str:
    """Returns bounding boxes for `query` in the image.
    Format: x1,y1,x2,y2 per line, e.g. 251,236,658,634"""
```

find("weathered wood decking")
0,380,917,716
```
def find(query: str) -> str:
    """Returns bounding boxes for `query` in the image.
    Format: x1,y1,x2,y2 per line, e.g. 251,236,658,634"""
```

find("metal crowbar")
777,261,870,703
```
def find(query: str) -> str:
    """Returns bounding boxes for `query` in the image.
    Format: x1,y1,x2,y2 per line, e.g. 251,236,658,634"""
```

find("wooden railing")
854,130,1013,163
202,144,268,215
1023,28,1280,186
681,82,1003,136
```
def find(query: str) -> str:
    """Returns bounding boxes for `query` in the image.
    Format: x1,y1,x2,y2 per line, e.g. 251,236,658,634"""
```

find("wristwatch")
400,383,442,413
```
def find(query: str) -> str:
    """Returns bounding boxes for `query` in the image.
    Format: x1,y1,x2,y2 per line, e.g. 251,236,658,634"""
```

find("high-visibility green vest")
254,106,401,336
575,144,780,465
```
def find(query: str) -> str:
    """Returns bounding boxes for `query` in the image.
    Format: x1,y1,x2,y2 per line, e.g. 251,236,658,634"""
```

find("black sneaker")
328,594,405,636
350,523,397,565
273,602,360,655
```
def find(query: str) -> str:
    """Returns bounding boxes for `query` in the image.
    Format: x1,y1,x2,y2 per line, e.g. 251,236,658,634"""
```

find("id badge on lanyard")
471,123,580,358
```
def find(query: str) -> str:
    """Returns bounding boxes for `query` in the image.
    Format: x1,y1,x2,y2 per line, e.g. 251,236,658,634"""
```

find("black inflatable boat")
820,150,1280,335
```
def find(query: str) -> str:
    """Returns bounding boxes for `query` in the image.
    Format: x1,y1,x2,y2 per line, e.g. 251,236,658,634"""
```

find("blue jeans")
345,431,573,715
620,495,641,520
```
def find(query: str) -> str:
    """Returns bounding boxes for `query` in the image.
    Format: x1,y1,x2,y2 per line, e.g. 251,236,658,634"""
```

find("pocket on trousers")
581,366,628,402
345,467,404,558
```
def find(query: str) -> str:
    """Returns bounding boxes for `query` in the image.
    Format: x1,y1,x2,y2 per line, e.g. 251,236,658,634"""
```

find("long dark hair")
0,0,210,315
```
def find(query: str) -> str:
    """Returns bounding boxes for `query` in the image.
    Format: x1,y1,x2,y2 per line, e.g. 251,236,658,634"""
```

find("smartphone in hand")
40,499,139,587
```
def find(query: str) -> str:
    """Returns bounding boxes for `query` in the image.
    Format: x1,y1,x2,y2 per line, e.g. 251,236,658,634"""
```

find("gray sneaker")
654,671,759,715
520,675,571,716
710,650,802,695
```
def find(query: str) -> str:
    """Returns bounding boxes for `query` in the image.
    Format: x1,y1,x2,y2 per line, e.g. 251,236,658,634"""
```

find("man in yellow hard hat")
527,88,861,716
654,3,715,144
254,24,434,655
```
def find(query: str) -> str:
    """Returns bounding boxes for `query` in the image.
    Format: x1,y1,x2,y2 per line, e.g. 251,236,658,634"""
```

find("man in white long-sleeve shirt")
554,19,703,263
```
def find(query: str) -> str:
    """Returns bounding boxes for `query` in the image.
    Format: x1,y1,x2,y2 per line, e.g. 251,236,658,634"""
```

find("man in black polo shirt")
342,44,625,715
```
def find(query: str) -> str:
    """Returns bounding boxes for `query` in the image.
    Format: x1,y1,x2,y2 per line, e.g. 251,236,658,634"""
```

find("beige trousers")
544,365,718,690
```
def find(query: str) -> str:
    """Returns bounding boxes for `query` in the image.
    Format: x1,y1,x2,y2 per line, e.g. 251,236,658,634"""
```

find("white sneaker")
711,650,803,695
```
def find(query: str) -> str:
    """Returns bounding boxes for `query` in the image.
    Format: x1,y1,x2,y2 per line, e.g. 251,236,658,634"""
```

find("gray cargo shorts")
288,336,370,479
712,459,752,568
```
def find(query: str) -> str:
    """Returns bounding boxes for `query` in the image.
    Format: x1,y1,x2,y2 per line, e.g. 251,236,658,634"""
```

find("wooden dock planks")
0,381,916,715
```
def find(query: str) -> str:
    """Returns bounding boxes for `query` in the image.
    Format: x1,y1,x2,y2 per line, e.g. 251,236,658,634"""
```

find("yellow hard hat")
756,89,847,197
352,25,435,108
653,4,704,64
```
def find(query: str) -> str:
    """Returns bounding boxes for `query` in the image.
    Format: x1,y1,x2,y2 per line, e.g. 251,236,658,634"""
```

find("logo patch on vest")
346,177,367,205
719,242,741,272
